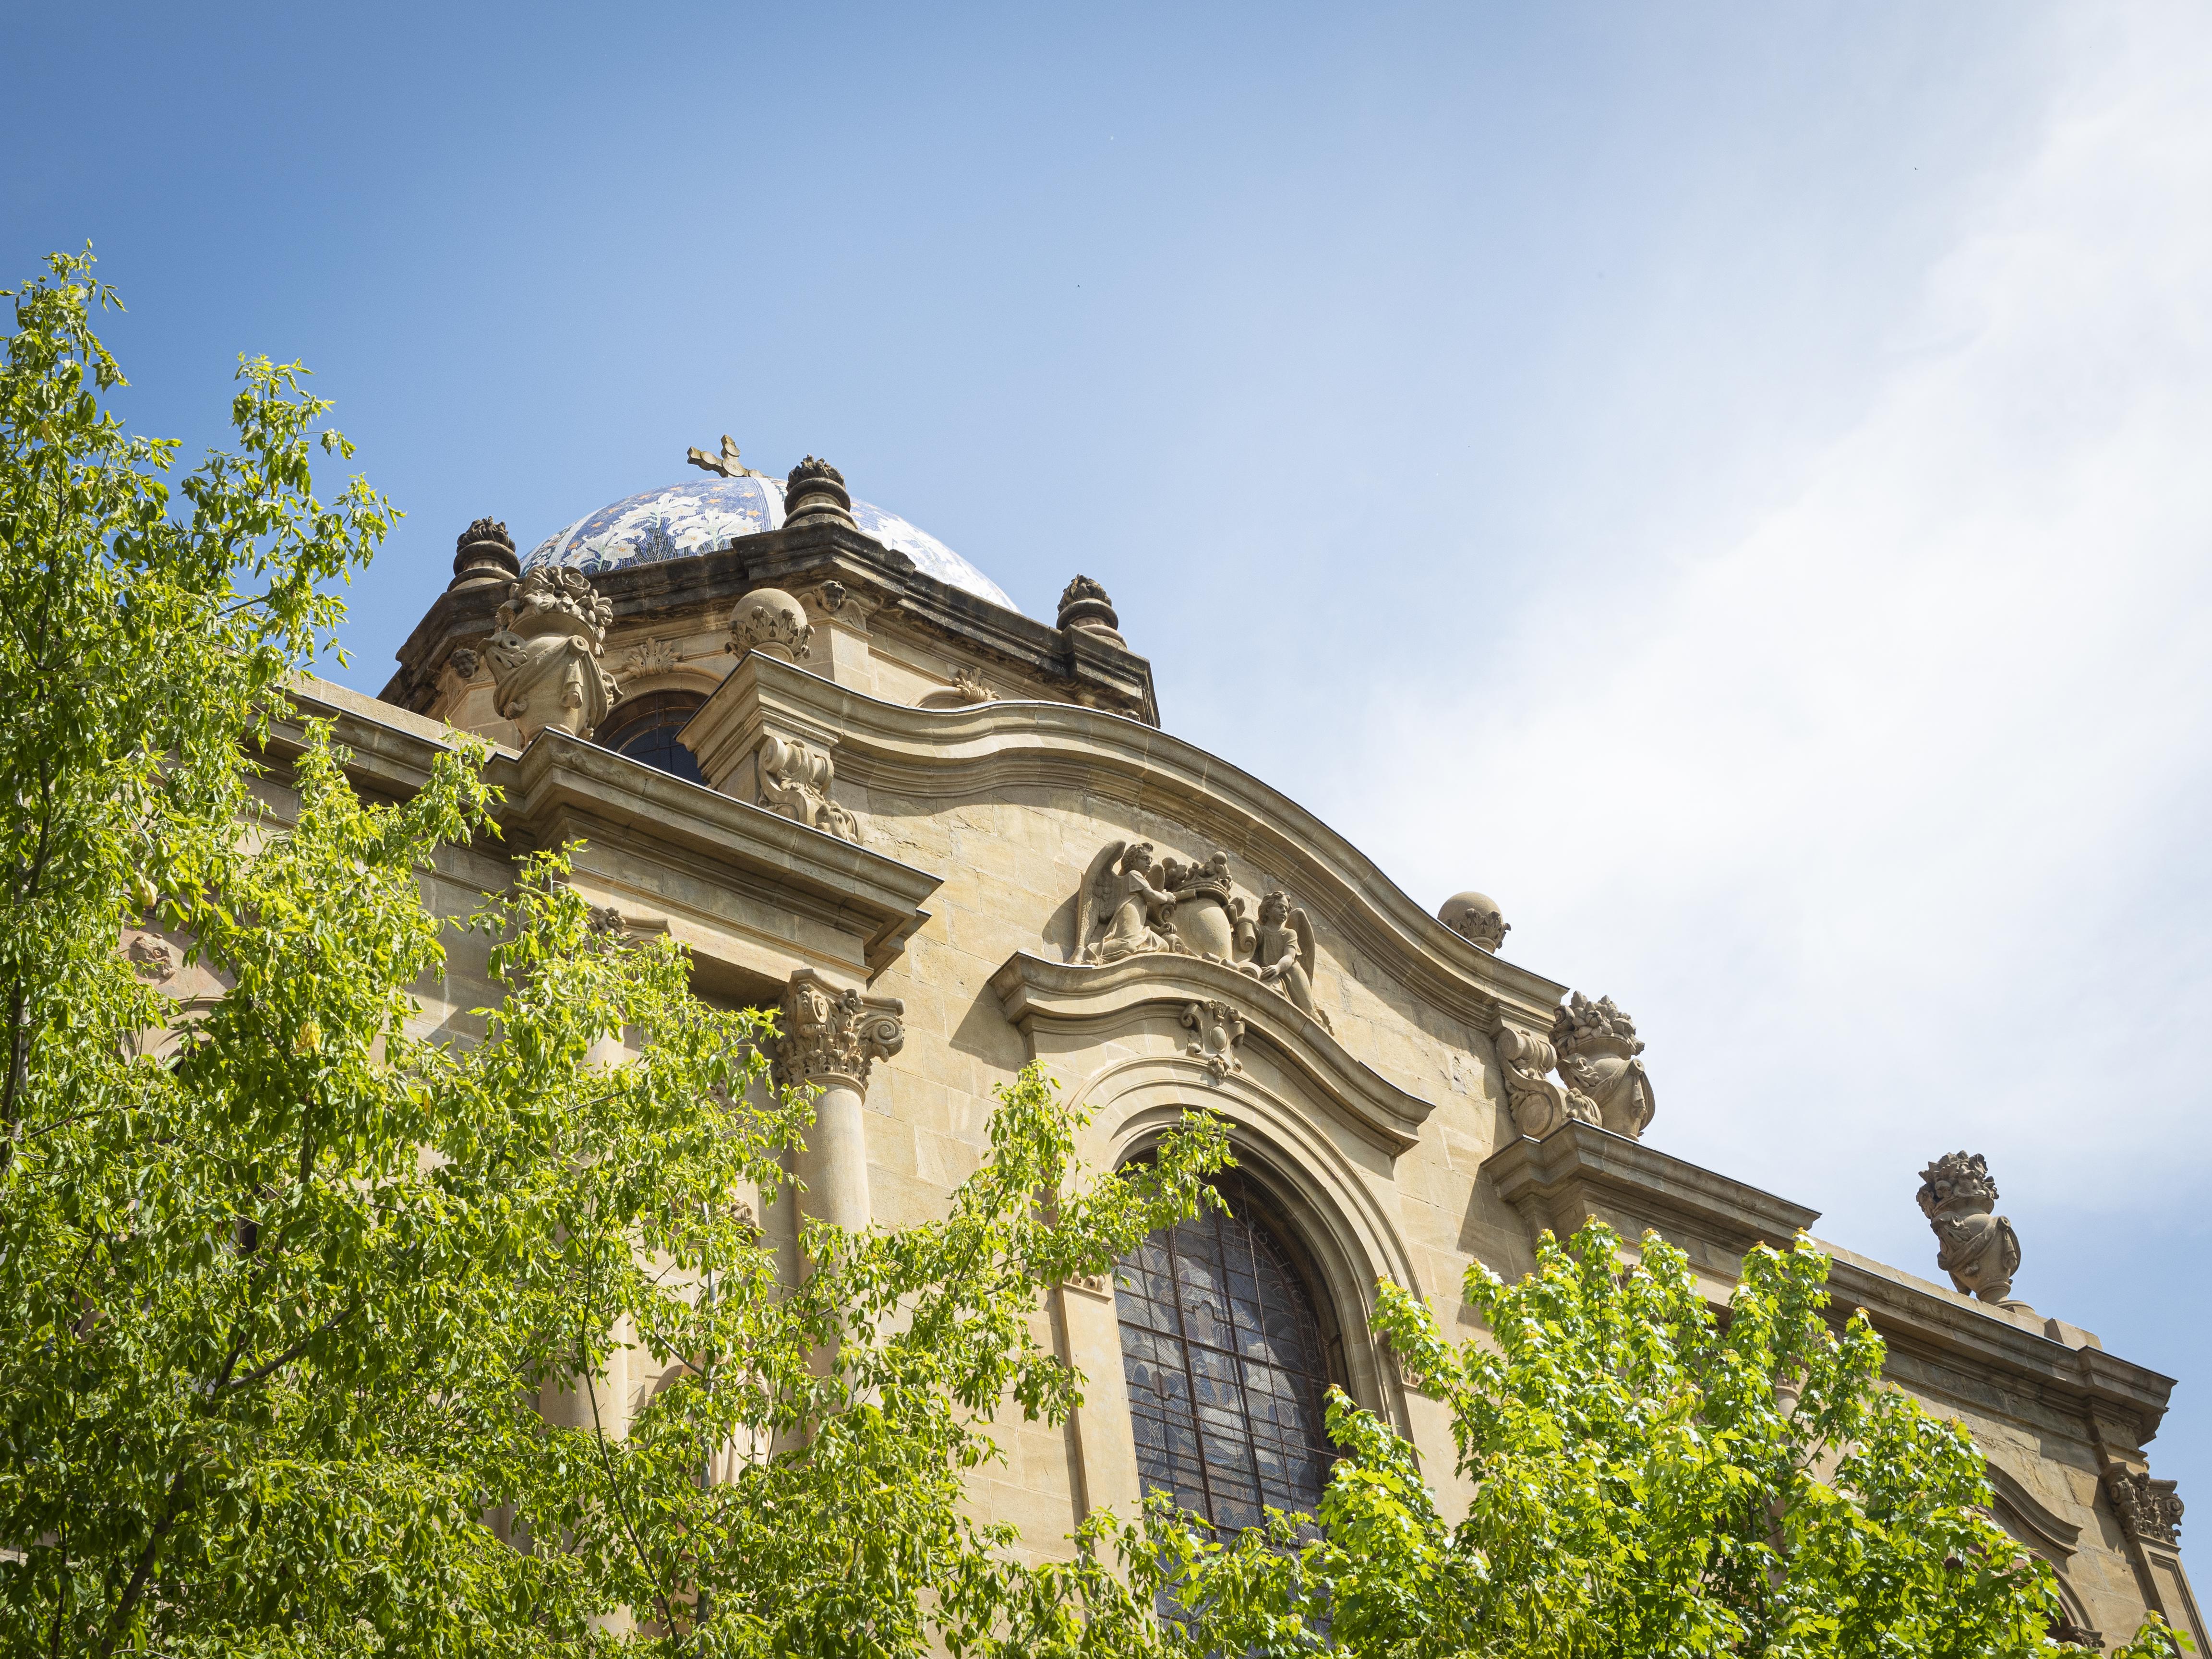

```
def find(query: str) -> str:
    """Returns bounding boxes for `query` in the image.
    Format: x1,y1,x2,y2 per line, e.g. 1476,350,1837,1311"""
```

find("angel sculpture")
1074,840,1183,963
1249,890,1330,1031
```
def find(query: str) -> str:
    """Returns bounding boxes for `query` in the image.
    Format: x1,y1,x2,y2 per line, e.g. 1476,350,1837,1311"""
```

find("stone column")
772,970,904,1242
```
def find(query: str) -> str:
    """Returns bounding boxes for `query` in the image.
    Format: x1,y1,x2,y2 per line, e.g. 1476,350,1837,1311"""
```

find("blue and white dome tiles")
524,475,1017,612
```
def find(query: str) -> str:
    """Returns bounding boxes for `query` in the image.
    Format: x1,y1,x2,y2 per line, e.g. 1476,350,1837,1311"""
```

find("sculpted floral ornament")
1438,890,1508,952
773,972,906,1092
484,566,620,743
1495,1025,1600,1139
757,733,862,845
618,637,681,681
121,930,177,984
1070,842,1331,1030
2108,1470,2185,1546
1551,992,1656,1139
1916,1151,2021,1304
1181,999,1246,1082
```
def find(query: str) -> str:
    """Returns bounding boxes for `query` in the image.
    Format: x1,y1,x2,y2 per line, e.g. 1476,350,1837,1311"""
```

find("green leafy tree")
0,250,1232,1658
977,1223,2186,1659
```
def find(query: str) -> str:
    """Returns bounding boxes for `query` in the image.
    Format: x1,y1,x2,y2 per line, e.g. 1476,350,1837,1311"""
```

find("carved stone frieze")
2108,1470,2185,1546
1070,841,1332,1031
1181,998,1246,1082
1551,992,1655,1139
484,566,620,743
773,970,905,1093
757,733,862,845
1439,890,1509,952
1916,1151,2021,1304
729,587,813,663
1496,1025,1600,1139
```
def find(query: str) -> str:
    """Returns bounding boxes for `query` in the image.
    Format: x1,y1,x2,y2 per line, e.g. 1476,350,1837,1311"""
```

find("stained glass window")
1114,1173,1335,1533
596,689,706,784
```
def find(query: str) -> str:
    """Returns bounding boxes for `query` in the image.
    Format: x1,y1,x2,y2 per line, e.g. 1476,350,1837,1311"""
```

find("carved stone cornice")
265,678,943,982
989,951,1433,1155
747,655,1569,1039
774,969,905,1093
381,516,1159,726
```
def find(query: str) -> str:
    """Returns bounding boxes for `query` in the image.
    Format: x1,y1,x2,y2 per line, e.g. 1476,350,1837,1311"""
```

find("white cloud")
1346,2,2212,1236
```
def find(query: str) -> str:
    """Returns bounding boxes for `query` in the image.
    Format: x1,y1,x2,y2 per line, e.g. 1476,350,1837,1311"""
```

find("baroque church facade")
291,445,2198,1647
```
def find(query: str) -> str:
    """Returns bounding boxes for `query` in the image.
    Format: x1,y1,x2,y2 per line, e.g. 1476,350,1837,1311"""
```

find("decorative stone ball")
1439,891,1509,952
728,586,813,663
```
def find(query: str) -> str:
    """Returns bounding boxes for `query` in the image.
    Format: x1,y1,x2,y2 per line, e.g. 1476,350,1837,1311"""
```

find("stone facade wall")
314,517,2204,1647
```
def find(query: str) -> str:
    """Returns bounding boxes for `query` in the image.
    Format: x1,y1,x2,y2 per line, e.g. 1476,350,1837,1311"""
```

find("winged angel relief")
1071,840,1331,1032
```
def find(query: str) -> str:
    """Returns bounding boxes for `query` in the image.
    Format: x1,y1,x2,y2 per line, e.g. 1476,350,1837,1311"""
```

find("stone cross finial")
687,434,765,479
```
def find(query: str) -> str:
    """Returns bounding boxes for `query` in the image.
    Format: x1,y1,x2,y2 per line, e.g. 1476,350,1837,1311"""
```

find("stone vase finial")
1550,992,1655,1139
783,456,856,529
729,587,813,663
1915,1151,2021,1303
483,566,620,743
449,517,520,591
1057,575,1127,647
1440,891,1509,952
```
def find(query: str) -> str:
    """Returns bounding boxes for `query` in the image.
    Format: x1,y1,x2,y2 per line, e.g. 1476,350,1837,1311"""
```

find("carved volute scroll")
757,732,862,845
1551,991,1655,1139
1068,842,1331,1032
1496,1026,1600,1139
1916,1151,2022,1304
484,565,620,743
772,970,905,1094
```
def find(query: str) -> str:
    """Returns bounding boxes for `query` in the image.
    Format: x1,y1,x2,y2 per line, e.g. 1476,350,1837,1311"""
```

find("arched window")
597,689,706,784
1114,1169,1339,1533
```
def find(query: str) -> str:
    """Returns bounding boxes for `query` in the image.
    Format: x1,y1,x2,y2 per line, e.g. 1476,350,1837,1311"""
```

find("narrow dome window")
1114,1170,1337,1533
597,689,706,784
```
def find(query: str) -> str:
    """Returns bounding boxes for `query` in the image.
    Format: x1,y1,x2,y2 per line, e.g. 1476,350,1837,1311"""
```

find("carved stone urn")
484,566,619,744
1550,992,1656,1140
1915,1151,2021,1303
1163,851,1239,961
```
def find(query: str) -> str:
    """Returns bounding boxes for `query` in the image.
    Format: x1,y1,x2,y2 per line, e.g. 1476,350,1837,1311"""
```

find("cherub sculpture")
1075,840,1183,963
1248,890,1330,1031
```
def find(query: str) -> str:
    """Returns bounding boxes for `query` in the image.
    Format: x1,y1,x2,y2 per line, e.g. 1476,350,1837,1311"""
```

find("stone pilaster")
772,969,903,1237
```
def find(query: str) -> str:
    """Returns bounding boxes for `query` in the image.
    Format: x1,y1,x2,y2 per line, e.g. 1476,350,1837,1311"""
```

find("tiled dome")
524,475,1016,612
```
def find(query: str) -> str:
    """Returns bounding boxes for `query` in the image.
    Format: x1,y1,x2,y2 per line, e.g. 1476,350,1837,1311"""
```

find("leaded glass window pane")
1114,1174,1334,1533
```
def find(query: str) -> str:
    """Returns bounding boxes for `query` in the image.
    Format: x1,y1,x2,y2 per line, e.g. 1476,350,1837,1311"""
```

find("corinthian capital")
773,969,905,1093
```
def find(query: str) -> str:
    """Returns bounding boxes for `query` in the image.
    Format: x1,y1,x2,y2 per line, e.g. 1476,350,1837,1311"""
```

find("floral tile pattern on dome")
524,476,1016,612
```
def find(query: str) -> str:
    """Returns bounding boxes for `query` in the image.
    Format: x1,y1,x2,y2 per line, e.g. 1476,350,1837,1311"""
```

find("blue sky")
9,2,2210,1520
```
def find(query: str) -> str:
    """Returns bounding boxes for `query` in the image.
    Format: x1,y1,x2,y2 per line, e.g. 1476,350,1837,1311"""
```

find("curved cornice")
989,950,1435,1155
741,655,1569,1035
